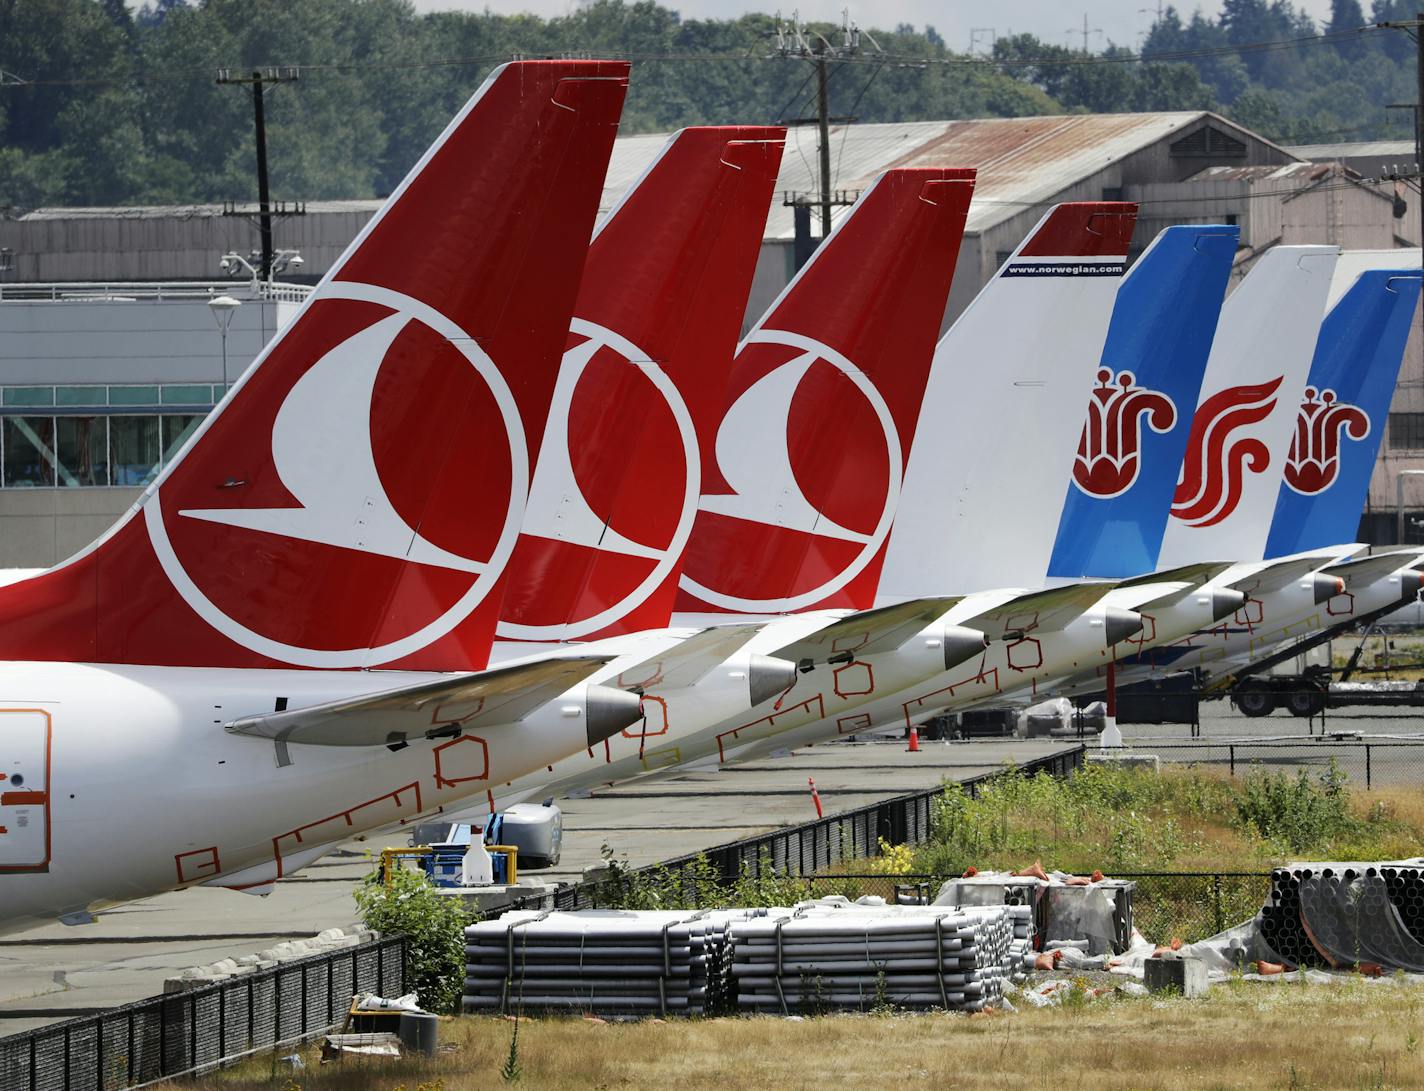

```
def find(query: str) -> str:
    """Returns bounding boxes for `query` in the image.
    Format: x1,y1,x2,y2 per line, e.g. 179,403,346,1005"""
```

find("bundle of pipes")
462,910,746,1016
1260,861,1424,971
728,907,1014,1013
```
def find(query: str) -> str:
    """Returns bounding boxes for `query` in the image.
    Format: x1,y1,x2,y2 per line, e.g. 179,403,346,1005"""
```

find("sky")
406,0,1339,51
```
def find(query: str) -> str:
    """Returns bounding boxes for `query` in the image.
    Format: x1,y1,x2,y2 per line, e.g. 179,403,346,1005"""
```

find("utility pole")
773,10,875,259
814,40,833,239
1377,15,1424,542
217,67,299,282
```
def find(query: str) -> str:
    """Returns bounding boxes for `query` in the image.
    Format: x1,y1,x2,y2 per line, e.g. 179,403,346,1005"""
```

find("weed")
353,865,478,1015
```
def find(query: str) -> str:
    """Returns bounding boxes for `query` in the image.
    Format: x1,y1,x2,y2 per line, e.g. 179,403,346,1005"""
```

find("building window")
162,414,203,465
110,416,161,486
1390,412,1424,450
56,417,109,487
109,385,160,406
3,416,57,487
2,386,55,408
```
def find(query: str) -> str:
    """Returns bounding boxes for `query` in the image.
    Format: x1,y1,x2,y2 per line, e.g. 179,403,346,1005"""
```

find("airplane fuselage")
0,661,599,933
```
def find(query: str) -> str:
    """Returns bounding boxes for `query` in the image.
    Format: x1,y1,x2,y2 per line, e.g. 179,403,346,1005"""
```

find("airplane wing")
959,583,1115,640
225,655,628,747
613,623,766,691
1323,548,1424,589
771,597,963,665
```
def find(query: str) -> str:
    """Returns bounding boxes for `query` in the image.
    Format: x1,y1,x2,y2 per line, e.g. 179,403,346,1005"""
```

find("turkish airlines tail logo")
1283,386,1370,495
1071,367,1177,498
1170,376,1283,528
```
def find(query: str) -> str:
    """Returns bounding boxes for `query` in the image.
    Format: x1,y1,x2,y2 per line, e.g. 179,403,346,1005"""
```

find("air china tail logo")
497,318,699,640
1071,367,1177,498
144,282,527,668
1170,376,1283,529
1283,387,1370,496
678,329,901,612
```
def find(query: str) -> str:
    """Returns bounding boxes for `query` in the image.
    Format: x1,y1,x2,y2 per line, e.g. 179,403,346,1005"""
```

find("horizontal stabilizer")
1116,561,1235,590
961,583,1115,639
615,623,766,691
225,655,619,747
1117,561,1236,611
1226,553,1345,595
772,598,962,665
1323,548,1424,589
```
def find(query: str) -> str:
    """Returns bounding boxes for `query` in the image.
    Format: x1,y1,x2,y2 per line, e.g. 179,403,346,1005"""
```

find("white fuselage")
0,661,606,934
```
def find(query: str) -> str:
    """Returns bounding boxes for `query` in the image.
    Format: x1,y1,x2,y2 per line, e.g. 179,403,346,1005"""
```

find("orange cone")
907,726,920,752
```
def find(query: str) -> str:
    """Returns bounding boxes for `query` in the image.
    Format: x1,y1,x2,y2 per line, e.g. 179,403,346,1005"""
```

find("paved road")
0,738,1072,1035
1111,703,1424,787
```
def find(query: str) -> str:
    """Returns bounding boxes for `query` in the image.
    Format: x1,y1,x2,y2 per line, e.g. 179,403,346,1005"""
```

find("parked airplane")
0,60,645,932
481,166,982,806
1108,260,1424,689
665,203,1163,768
716,218,1247,762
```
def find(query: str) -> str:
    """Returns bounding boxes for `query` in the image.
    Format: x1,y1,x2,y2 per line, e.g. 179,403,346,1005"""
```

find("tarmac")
0,737,1073,1036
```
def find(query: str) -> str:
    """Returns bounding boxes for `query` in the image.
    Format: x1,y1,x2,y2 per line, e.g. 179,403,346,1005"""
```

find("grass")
910,761,1424,877
189,980,1424,1090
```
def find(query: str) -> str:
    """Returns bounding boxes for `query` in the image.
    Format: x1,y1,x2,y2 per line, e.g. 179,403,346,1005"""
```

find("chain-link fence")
0,934,405,1091
581,871,1266,946
1097,741,1424,788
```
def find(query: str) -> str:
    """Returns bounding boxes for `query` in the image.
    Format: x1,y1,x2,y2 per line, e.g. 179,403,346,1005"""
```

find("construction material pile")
728,905,1013,1012
1260,861,1424,972
462,910,742,1016
932,870,1135,957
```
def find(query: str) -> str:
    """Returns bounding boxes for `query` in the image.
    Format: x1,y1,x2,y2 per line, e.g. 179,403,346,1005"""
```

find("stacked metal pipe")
728,907,1013,1012
462,910,744,1016
1261,861,1424,971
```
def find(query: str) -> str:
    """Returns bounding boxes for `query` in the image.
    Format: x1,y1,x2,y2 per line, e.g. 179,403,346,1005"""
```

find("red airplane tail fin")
498,126,786,641
676,168,977,615
0,61,629,670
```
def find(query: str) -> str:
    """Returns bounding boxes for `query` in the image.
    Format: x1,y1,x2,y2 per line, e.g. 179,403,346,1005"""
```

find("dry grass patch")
192,980,1424,1090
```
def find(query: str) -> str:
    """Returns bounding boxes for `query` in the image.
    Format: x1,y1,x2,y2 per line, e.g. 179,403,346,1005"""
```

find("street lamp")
208,294,242,389
1395,469,1424,545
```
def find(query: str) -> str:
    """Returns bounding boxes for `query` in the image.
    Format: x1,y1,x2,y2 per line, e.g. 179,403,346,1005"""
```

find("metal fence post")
1367,745,1372,791
1229,745,1235,777
1213,875,1223,935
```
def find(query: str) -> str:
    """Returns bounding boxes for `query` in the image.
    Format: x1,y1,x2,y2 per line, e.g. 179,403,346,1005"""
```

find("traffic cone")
808,777,823,818
907,726,920,752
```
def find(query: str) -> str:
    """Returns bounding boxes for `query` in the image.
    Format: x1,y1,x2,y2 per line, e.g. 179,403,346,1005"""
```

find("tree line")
0,0,1416,211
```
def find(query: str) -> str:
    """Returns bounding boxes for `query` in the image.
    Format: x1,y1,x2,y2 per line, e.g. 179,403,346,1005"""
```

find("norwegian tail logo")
1283,387,1370,495
675,169,976,614
1170,376,1283,528
0,61,630,671
497,127,786,642
1072,368,1177,499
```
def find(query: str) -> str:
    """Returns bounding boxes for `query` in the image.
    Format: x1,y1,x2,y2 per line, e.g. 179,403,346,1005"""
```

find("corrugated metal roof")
1287,139,1415,161
23,111,1283,241
609,111,1278,238
1185,162,1342,183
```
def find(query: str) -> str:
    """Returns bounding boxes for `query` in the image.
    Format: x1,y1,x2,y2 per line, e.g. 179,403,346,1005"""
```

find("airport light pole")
208,294,241,389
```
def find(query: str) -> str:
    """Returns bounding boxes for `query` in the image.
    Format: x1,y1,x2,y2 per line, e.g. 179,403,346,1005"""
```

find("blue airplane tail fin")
1264,267,1423,557
1046,224,1238,579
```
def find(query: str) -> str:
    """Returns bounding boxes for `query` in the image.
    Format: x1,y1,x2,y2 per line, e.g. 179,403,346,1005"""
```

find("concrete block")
1144,955,1208,997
